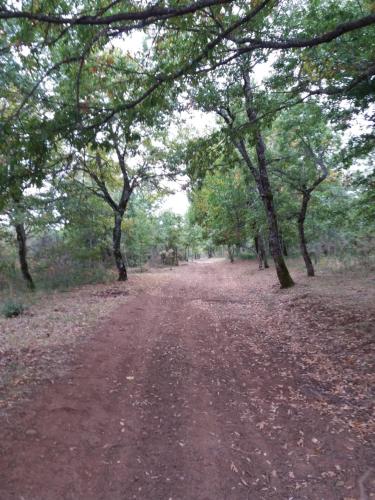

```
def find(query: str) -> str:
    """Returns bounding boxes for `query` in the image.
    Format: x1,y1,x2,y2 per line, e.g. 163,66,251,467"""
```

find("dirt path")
0,260,374,499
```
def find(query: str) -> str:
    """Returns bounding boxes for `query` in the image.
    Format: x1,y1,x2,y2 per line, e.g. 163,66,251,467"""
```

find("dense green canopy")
0,0,374,289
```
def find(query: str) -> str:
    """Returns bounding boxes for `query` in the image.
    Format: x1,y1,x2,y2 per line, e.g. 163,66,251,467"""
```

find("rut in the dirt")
0,260,373,500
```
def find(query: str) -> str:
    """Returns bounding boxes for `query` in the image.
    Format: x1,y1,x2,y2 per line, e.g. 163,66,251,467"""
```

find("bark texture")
254,233,268,270
86,146,134,281
219,67,294,288
298,193,315,277
228,245,234,263
262,187,294,287
15,222,35,290
113,212,128,281
244,76,294,288
294,138,327,277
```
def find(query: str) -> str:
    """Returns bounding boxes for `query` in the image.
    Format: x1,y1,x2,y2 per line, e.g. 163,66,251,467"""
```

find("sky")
161,190,189,215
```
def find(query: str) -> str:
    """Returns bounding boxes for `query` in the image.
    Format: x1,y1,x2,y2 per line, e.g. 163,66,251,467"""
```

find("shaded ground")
0,259,374,499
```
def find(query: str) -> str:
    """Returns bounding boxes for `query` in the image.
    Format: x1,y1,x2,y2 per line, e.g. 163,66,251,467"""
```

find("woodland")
0,0,374,299
0,2,375,499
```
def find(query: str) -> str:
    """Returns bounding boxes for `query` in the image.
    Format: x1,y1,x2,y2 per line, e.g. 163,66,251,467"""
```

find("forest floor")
0,259,374,500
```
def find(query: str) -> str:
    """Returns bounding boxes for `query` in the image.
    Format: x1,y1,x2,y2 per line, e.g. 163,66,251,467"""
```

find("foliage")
191,166,251,249
123,193,159,268
1,299,25,318
0,0,374,287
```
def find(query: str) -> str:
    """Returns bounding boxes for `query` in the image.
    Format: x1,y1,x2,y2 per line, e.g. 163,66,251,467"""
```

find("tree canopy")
0,0,374,289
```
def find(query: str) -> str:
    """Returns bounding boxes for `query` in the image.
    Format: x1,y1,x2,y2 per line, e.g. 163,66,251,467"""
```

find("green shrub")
1,300,25,318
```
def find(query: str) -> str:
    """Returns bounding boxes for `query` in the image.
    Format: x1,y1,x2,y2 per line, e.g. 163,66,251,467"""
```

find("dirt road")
0,260,374,499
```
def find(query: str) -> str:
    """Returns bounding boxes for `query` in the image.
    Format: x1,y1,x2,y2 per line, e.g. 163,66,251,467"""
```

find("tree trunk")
227,245,234,263
231,69,294,288
264,197,294,287
254,235,262,269
113,212,127,281
254,132,294,287
255,231,270,270
238,134,293,286
259,234,269,268
279,229,288,256
298,193,315,277
15,222,35,290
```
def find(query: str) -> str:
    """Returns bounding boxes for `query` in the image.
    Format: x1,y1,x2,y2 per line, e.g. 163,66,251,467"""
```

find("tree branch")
235,14,375,50
0,0,234,25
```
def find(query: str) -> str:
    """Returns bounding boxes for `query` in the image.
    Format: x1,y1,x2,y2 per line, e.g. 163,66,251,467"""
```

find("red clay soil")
0,260,374,499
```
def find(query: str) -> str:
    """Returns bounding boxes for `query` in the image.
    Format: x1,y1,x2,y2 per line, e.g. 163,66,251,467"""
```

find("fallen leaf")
231,461,238,473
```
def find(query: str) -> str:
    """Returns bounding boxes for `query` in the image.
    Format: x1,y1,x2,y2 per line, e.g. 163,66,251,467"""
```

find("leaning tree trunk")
254,131,294,288
261,190,294,287
236,68,294,288
298,192,315,277
113,212,128,281
235,135,293,286
15,222,35,290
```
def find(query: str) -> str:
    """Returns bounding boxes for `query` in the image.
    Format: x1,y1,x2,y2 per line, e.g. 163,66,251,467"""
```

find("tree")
1,0,374,292
42,45,175,280
1,1,374,136
0,108,51,289
269,104,340,276
188,58,294,286
181,214,204,260
70,119,170,280
10,201,35,290
51,177,113,263
157,211,184,265
190,166,251,261
123,193,160,270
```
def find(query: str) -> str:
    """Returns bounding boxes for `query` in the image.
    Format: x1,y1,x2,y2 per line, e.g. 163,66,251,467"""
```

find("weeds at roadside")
1,299,25,318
